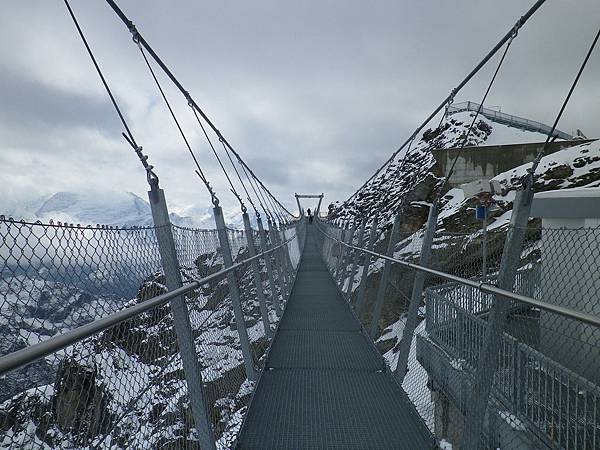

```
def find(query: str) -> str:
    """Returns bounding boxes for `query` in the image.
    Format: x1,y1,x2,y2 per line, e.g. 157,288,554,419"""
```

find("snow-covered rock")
330,114,599,340
0,230,285,449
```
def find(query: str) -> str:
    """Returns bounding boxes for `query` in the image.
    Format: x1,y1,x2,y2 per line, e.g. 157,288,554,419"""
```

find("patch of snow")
499,411,526,431
402,320,434,430
488,209,512,231
439,188,466,220
439,438,454,449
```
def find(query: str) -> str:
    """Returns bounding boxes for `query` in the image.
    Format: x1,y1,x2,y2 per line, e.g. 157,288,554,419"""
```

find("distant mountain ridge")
2,191,243,229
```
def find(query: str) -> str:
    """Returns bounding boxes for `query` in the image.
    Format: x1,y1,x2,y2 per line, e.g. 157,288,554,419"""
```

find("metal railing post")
279,222,295,285
148,186,215,449
332,221,347,281
355,214,380,314
338,218,358,287
295,194,303,217
334,221,350,284
214,205,257,381
345,218,366,300
268,219,290,299
462,187,534,449
257,217,283,316
369,213,402,338
396,202,439,382
243,212,272,339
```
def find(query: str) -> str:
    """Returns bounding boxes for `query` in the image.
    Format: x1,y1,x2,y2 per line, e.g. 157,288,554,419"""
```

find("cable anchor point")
128,22,141,44
512,17,524,40
195,170,219,207
184,91,194,108
230,189,247,213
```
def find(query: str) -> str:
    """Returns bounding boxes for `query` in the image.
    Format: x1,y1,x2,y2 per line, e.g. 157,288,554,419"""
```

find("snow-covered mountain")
329,109,600,346
329,110,585,231
1,191,242,229
330,112,600,340
326,114,598,434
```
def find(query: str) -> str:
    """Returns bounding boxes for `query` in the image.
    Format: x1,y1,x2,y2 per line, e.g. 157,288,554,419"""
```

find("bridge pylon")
294,193,324,216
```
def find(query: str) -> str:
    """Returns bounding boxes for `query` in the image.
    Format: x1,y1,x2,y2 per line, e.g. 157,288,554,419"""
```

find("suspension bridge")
1,0,600,449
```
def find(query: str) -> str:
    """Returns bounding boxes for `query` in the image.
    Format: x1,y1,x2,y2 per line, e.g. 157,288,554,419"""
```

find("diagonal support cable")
133,36,218,203
104,0,291,216
63,0,158,187
346,0,546,203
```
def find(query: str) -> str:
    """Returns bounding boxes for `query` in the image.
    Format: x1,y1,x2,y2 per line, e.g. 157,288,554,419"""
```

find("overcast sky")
1,0,599,217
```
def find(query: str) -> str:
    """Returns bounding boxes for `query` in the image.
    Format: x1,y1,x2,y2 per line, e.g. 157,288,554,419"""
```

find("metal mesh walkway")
238,226,434,449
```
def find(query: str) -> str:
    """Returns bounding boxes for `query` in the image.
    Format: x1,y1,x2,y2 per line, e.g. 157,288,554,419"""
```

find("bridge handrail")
0,234,297,377
428,266,539,314
447,101,574,140
425,287,600,448
315,221,600,328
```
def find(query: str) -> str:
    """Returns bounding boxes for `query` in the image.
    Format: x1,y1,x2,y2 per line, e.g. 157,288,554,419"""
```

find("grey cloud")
0,66,119,140
0,0,599,217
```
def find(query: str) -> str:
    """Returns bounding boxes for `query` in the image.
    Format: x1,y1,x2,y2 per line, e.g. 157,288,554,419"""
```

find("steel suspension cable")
134,39,218,202
232,155,293,218
220,140,256,214
264,186,283,222
345,0,547,203
188,105,245,209
528,25,600,178
437,34,516,199
239,157,266,217
104,0,289,213
254,175,277,220
266,194,281,222
63,0,158,186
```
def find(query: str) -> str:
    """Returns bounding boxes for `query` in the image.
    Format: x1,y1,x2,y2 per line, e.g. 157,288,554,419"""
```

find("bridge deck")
238,226,434,449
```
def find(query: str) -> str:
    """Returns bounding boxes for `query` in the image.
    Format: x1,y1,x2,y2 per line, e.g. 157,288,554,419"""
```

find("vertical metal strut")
242,212,272,339
148,186,215,449
214,205,257,381
369,213,402,338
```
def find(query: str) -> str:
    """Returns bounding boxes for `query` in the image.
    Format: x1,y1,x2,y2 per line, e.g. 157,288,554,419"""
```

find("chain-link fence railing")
0,215,305,450
316,215,600,450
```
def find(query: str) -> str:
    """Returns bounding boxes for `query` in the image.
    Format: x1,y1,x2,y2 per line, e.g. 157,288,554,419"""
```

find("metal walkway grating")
267,330,384,370
237,226,434,449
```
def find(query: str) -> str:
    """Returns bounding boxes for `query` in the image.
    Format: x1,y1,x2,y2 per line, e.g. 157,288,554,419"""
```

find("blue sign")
476,205,487,221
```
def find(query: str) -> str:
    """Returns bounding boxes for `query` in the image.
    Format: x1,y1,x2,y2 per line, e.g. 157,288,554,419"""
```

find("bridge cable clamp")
195,170,220,207
128,22,141,44
132,143,159,187
184,91,194,108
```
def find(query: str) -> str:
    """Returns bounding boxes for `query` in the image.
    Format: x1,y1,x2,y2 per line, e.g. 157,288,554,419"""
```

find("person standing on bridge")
307,208,313,224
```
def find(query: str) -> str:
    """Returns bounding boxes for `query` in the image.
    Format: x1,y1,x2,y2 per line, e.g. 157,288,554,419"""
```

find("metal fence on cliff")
316,215,600,450
0,215,305,450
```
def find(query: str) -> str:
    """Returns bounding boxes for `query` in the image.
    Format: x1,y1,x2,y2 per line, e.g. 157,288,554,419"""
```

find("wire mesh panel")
172,225,221,282
230,228,271,372
0,273,194,449
0,219,163,404
0,217,304,449
317,216,600,450
423,224,600,450
283,224,302,270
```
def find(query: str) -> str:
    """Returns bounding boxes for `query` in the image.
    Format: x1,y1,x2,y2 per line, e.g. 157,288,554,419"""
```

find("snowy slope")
438,139,600,233
330,122,599,444
332,114,599,337
330,110,560,231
